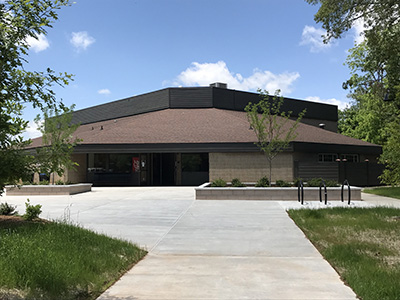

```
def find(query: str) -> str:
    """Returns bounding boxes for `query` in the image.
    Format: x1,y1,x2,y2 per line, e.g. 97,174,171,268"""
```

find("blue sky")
23,0,363,138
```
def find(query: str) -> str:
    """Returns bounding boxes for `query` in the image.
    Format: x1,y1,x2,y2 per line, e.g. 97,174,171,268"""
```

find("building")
30,83,383,186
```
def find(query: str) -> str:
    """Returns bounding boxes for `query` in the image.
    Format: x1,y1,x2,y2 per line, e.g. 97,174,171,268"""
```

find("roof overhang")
293,142,382,155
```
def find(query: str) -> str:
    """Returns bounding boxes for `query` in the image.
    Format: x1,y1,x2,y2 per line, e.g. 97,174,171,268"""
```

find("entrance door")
151,153,175,186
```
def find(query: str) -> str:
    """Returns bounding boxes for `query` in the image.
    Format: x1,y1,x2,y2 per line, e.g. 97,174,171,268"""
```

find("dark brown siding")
71,86,339,126
72,89,169,125
169,88,213,108
295,162,339,181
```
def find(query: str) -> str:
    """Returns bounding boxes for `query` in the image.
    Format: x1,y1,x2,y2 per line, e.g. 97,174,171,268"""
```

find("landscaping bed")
5,183,92,195
195,182,361,201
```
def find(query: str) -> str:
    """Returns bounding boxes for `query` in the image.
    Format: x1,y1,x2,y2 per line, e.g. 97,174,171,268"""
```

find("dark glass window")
94,154,108,171
91,154,134,173
340,154,359,162
109,154,132,173
182,153,209,172
318,153,338,162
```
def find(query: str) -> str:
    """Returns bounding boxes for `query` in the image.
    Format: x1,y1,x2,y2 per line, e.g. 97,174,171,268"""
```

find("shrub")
325,179,340,187
22,180,34,185
293,178,304,187
275,179,292,187
306,178,339,187
55,180,65,185
39,180,49,185
231,178,246,187
0,202,17,215
210,178,227,187
255,176,270,187
306,178,324,187
23,199,42,221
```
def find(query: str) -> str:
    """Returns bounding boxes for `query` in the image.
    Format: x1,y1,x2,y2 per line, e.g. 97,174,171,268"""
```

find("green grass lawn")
0,216,147,300
363,186,400,200
288,207,400,300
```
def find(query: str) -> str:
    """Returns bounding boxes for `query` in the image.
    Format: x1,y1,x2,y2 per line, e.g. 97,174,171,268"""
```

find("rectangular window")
340,154,359,162
318,153,338,162
109,154,132,173
88,153,137,173
182,153,209,172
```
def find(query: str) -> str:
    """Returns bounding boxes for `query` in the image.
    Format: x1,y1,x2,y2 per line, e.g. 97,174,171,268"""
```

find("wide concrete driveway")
2,187,357,299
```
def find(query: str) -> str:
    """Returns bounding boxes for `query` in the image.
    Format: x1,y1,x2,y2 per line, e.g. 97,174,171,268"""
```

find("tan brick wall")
66,154,87,183
31,154,86,184
209,152,293,182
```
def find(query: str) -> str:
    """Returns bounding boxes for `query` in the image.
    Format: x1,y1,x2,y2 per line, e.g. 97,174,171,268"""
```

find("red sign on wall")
132,157,140,173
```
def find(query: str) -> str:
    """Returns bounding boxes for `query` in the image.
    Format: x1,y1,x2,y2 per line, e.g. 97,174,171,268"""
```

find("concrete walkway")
2,188,399,299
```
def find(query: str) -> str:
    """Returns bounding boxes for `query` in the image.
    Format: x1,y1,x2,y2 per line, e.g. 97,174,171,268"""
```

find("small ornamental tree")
245,89,306,186
35,105,82,184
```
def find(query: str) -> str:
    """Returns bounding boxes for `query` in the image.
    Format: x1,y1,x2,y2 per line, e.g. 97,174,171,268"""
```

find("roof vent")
210,82,227,89
319,123,326,129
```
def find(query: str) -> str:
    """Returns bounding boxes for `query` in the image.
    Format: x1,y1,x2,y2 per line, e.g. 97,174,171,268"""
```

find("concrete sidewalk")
3,188,399,299
97,199,358,300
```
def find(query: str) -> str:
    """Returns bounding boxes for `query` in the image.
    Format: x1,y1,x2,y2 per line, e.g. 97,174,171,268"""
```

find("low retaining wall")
195,183,361,201
5,183,92,196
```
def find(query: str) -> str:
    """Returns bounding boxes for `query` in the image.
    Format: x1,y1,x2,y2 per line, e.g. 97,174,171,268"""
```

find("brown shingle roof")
29,108,378,148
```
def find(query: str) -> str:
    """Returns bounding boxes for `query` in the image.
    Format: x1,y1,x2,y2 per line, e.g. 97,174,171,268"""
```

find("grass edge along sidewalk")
363,186,400,200
288,207,400,300
0,216,147,300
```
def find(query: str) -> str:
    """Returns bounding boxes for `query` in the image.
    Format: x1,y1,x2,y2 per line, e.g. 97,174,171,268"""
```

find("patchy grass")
288,207,400,300
0,216,147,300
363,186,400,200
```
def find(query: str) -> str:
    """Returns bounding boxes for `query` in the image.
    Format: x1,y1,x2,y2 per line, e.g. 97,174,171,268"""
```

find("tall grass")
0,219,147,300
289,207,400,300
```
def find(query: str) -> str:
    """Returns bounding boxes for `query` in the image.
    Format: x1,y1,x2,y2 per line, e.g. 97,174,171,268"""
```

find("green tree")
308,0,400,185
380,121,400,185
306,0,399,40
0,0,72,192
307,0,400,104
35,105,81,184
245,90,306,186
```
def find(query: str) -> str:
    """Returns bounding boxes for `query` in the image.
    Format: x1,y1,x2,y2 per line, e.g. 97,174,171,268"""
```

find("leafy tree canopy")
308,0,400,184
306,0,400,41
308,0,400,102
0,0,72,191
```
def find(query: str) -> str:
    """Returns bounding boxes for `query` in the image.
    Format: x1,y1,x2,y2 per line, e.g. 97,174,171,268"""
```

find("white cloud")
70,31,95,51
305,96,349,110
300,25,334,53
26,33,49,53
352,18,366,44
23,120,42,140
172,61,300,95
98,89,111,95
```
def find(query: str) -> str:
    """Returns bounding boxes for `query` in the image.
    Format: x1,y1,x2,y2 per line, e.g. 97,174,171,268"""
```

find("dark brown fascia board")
73,141,381,155
73,143,261,154
72,142,300,154
293,142,382,155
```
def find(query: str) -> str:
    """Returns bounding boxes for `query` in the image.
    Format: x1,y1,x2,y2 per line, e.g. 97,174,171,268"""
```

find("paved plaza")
2,187,399,299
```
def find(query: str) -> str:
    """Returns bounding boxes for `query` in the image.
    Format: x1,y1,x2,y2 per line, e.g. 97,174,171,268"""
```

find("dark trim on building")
293,142,382,155
73,143,262,154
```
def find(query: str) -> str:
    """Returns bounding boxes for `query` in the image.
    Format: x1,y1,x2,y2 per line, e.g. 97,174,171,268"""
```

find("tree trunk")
269,159,272,187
